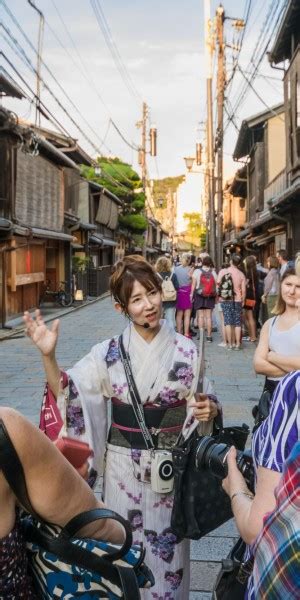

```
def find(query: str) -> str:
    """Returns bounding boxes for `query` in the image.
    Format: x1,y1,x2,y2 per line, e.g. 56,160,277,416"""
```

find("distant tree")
81,157,147,233
183,212,206,247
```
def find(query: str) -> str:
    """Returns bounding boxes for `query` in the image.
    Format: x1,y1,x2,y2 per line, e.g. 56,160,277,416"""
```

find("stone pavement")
0,297,264,598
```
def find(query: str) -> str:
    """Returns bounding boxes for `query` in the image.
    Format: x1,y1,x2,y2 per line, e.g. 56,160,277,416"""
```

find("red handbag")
244,298,256,308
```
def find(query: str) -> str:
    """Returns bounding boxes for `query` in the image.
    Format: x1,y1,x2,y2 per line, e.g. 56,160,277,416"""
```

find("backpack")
217,272,234,300
161,275,177,302
196,270,216,297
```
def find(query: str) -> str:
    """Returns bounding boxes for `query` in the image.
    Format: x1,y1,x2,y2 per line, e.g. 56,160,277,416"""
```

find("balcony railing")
264,170,287,208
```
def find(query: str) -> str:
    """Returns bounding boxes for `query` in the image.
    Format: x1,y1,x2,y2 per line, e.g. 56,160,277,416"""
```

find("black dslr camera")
194,435,255,493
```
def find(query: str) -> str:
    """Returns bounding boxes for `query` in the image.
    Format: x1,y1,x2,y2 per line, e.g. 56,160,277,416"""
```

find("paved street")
0,297,264,598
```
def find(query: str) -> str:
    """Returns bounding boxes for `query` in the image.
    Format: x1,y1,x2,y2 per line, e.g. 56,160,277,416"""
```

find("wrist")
231,490,254,502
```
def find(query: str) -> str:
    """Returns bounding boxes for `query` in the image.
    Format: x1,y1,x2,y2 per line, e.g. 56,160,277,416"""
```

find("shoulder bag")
211,536,253,599
171,421,250,540
0,419,154,599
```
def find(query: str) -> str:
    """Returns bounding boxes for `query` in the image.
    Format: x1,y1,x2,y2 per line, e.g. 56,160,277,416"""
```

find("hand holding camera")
221,446,252,498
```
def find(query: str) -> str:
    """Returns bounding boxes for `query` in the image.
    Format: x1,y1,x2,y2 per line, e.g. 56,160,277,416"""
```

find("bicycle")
39,281,74,308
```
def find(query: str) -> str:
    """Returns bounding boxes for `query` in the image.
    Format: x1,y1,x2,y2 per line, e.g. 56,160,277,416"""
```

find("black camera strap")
119,335,155,451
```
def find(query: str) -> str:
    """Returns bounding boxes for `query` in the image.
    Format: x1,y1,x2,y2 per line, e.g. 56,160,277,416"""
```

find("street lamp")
184,157,195,171
94,165,101,177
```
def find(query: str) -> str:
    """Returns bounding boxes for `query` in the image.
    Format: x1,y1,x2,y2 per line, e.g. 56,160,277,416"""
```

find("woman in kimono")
24,255,219,599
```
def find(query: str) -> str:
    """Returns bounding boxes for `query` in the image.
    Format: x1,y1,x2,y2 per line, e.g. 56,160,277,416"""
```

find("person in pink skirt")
174,253,193,337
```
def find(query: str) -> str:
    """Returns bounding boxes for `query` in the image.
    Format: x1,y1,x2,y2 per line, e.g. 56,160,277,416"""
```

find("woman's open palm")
23,309,59,356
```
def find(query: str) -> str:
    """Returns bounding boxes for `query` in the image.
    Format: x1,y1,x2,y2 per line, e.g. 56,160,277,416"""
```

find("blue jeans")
163,306,176,329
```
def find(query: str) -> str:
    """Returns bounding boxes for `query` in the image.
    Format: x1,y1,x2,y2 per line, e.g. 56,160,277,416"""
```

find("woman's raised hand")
23,309,59,356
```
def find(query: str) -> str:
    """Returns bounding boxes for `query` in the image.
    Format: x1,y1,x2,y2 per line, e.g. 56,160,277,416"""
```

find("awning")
89,234,103,245
102,237,117,247
71,242,84,250
31,227,74,242
0,218,12,231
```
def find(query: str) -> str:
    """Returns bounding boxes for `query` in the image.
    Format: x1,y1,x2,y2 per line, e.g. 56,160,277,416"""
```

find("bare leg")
248,310,257,341
205,309,212,336
0,407,124,543
197,309,205,331
235,326,242,347
183,309,192,336
176,310,183,333
225,324,232,346
220,310,226,343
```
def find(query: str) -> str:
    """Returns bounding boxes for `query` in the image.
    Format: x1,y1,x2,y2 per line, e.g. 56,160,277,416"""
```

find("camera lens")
194,435,254,492
195,436,216,469
159,459,174,481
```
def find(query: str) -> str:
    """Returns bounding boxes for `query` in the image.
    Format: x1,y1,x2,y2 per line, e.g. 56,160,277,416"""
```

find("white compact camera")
151,450,174,494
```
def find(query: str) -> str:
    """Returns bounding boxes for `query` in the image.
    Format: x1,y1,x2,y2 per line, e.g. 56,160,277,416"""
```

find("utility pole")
141,101,147,194
216,4,225,270
28,1,44,127
204,0,216,265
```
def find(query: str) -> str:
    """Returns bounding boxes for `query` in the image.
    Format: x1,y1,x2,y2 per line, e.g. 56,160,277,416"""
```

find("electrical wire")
90,0,142,104
47,0,139,151
2,35,132,192
1,1,140,187
237,64,284,119
224,0,285,129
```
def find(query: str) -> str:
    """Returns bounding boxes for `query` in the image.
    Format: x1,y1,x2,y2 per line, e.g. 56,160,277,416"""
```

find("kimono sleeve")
60,341,113,476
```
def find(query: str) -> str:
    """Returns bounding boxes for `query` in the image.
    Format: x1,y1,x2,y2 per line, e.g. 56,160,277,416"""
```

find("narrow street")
0,298,263,598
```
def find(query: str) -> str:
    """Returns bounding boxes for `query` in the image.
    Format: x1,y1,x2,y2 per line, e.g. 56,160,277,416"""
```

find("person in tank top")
254,266,300,394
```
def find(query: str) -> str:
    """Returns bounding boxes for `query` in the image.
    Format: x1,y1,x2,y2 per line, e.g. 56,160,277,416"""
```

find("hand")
189,394,219,422
222,446,249,498
76,461,89,481
23,309,59,356
261,294,266,304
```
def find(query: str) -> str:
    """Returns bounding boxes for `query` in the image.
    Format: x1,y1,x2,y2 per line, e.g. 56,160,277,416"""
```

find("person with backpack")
190,255,217,342
217,254,246,350
155,256,179,329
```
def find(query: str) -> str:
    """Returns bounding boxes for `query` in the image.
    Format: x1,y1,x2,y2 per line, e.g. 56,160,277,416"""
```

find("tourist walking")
191,255,217,342
217,254,246,350
174,253,193,337
244,255,258,342
262,256,280,318
155,255,179,329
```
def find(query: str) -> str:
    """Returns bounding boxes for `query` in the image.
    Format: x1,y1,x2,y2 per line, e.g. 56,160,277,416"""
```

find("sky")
1,0,285,184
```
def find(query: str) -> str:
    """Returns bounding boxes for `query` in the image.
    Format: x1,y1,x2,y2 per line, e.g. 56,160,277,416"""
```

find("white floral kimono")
57,320,214,600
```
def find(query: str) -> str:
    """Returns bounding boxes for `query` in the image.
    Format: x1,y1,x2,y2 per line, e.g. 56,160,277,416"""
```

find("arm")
267,352,300,373
253,320,286,377
24,310,61,398
241,274,246,304
171,272,180,290
191,273,197,297
263,271,273,297
222,447,281,545
0,407,124,544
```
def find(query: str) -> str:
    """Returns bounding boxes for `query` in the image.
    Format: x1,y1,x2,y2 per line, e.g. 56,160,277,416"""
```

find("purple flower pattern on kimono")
105,338,120,367
145,528,178,564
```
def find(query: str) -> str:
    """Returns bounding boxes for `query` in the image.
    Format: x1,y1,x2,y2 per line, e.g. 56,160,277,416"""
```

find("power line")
224,0,286,131
1,35,132,192
110,119,139,151
1,13,137,189
90,0,142,101
237,64,284,119
47,0,139,152
90,0,142,104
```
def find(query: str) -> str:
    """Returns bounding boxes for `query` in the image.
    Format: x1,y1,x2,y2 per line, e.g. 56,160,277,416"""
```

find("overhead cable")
90,0,142,104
